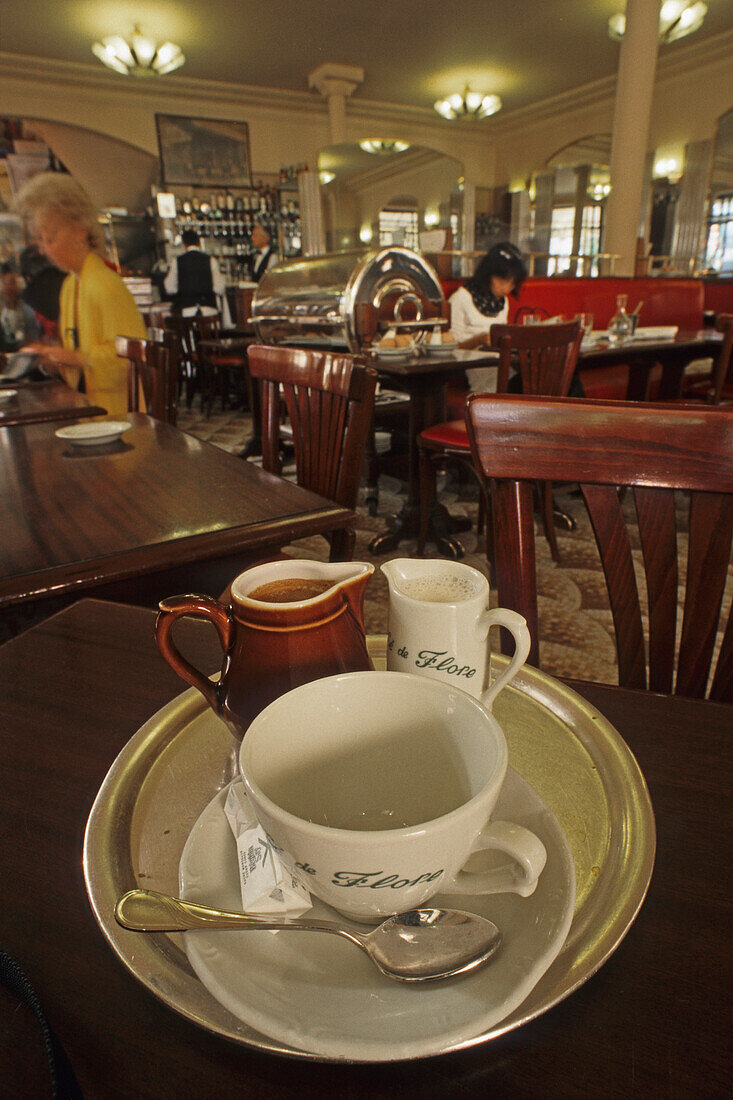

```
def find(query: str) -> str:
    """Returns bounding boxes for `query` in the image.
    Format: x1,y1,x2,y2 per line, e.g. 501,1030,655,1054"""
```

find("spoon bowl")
116,889,502,983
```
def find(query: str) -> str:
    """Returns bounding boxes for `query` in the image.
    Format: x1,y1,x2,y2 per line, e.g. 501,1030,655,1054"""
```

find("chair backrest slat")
465,394,733,700
677,492,733,697
582,483,648,689
634,486,679,694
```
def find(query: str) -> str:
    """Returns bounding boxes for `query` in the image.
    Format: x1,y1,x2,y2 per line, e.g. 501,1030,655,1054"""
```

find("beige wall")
491,32,733,186
1,30,731,212
0,52,492,209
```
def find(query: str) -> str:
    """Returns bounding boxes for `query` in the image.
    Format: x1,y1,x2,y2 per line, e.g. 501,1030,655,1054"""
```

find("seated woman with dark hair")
449,242,527,393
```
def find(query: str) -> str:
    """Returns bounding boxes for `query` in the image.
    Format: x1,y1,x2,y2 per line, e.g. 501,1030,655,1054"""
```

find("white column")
298,170,326,256
605,0,661,275
461,183,476,278
308,63,364,145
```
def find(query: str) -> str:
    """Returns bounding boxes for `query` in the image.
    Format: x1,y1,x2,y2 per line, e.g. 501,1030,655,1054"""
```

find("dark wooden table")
578,328,722,399
0,413,353,620
368,348,500,552
0,378,107,426
0,599,729,1098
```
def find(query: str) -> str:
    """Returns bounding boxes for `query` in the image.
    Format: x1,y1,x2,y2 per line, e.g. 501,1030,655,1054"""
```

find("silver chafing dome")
251,247,446,353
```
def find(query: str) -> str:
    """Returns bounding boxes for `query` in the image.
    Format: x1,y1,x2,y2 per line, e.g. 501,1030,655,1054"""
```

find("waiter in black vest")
250,224,277,283
164,229,231,324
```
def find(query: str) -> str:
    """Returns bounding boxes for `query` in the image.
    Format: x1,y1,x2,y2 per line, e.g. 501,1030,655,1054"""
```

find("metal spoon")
115,888,502,983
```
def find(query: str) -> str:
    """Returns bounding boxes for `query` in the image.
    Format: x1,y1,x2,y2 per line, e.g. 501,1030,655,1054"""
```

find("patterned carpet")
177,405,732,690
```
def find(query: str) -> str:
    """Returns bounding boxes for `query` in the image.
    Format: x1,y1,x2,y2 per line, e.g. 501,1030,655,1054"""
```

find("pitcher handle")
155,595,234,714
480,608,531,711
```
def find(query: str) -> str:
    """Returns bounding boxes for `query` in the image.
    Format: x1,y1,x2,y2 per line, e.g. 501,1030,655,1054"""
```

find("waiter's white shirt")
164,247,232,327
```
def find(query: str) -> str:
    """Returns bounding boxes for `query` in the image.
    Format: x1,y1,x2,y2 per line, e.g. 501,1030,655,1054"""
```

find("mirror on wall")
704,107,733,274
528,134,612,275
317,142,463,272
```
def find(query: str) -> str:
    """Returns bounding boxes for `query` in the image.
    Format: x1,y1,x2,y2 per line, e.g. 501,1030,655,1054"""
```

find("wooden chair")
465,393,733,701
115,335,175,423
247,345,378,561
417,321,583,559
680,314,733,404
164,310,223,413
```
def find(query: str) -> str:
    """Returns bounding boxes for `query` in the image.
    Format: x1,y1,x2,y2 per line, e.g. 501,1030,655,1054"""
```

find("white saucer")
55,421,131,446
179,767,575,1062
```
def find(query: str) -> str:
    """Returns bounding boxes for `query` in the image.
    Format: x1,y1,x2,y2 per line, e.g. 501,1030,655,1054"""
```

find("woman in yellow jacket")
16,172,145,417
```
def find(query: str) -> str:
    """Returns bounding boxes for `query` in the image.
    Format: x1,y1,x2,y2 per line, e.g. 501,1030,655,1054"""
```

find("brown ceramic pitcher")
155,560,375,740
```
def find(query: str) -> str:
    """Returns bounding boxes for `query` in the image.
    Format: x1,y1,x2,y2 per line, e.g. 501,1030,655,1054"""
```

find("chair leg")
329,526,355,562
540,481,560,562
364,414,380,517
417,446,437,555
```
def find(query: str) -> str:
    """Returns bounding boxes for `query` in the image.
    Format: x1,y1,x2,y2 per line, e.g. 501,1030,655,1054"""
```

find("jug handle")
480,608,531,711
155,595,234,714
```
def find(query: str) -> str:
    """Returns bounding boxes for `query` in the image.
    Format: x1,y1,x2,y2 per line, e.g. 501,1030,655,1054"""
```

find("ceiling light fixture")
92,25,185,76
433,88,502,121
608,1,707,44
359,140,410,155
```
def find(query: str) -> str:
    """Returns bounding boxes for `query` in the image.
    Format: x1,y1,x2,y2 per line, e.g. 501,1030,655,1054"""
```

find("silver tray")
84,640,655,1062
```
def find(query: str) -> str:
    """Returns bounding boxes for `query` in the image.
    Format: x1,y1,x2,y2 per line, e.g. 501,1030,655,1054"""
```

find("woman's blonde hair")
15,172,106,255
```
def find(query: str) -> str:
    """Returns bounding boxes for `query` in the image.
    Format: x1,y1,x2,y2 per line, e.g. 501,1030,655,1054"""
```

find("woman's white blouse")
449,286,509,393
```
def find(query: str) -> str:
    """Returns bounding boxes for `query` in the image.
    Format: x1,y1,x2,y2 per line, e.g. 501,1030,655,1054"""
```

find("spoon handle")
115,888,355,939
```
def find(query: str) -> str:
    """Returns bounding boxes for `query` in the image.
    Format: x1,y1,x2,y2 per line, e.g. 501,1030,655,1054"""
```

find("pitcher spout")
334,561,374,631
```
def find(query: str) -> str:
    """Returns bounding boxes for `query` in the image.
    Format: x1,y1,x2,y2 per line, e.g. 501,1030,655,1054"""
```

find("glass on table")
576,312,594,340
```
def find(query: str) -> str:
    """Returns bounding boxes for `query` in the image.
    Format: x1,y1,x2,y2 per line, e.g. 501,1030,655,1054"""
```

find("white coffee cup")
382,559,531,710
239,671,546,923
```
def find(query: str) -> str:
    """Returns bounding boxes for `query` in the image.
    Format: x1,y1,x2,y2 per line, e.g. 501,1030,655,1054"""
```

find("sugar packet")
224,780,312,918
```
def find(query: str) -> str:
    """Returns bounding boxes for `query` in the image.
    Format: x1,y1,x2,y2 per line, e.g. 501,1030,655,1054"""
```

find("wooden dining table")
0,377,107,426
577,327,722,399
0,598,729,1098
367,348,500,553
0,413,354,628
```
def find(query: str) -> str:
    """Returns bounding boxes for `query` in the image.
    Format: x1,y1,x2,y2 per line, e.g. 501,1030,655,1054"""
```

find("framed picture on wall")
155,114,252,188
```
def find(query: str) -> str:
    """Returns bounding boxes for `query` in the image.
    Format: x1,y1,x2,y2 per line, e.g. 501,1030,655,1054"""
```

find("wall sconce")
319,171,335,185
653,157,683,182
424,209,440,227
587,182,611,201
359,225,373,243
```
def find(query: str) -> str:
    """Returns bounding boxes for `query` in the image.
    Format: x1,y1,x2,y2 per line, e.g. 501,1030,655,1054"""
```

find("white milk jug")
381,558,530,710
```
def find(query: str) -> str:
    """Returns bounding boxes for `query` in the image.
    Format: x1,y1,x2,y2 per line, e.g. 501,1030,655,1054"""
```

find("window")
378,208,419,250
547,206,575,275
705,194,733,274
579,205,602,275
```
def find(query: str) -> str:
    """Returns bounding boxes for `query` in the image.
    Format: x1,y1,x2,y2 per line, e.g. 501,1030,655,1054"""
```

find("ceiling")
4,0,733,116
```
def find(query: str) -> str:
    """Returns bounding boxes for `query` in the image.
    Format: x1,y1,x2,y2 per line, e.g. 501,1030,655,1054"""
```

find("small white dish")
179,767,575,1062
55,421,132,446
374,345,415,360
0,389,18,402
424,340,458,356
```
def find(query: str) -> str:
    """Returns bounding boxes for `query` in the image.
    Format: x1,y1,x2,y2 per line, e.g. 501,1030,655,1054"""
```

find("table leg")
368,375,471,555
